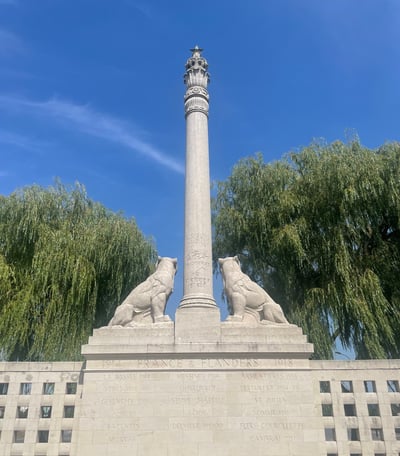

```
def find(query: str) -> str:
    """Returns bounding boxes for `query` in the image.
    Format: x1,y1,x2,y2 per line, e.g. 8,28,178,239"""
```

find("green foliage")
213,140,400,359
0,181,156,361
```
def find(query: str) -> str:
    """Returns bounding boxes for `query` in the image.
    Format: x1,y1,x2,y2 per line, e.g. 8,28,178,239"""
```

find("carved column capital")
184,46,210,117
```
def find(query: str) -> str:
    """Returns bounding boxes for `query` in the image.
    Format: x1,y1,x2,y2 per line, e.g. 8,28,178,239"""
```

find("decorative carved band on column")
184,86,209,99
184,96,209,116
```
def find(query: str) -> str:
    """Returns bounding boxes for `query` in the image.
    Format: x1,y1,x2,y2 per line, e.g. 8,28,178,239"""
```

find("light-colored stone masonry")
0,362,82,456
0,329,399,456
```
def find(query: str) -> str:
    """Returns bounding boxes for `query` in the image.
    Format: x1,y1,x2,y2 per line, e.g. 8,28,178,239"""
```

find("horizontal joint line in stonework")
82,368,312,373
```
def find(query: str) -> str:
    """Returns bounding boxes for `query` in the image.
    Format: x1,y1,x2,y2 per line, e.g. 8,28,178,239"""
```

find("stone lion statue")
218,256,289,325
108,256,177,326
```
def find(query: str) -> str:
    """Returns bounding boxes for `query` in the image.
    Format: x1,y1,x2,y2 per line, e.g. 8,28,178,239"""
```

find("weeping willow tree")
213,140,400,359
0,181,156,361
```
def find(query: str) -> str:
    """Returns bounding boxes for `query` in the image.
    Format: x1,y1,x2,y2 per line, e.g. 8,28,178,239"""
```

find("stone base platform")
82,321,313,360
77,321,317,456
77,318,315,455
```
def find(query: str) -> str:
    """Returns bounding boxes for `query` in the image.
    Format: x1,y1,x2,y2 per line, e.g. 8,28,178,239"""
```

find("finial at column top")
190,45,203,57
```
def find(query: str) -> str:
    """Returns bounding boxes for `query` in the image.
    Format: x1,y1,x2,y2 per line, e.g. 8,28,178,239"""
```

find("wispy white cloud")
0,95,184,174
0,129,49,152
0,29,23,56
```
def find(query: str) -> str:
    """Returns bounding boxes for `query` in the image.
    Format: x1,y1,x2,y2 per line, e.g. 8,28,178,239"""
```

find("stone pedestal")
83,321,313,359
175,304,221,344
78,322,316,456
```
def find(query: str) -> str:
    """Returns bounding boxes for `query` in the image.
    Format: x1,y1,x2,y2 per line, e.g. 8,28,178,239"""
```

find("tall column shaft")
175,47,220,343
181,108,214,305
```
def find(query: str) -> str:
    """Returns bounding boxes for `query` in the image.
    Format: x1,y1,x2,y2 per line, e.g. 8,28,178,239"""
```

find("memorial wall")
1,357,400,455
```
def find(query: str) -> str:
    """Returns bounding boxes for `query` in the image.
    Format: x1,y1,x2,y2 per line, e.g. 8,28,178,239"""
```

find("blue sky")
1,0,400,327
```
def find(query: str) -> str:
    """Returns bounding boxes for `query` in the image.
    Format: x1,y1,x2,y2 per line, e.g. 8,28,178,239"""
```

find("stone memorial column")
175,47,221,342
